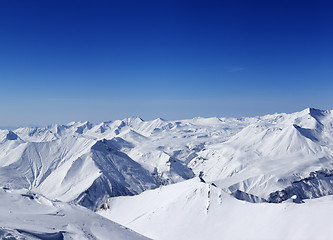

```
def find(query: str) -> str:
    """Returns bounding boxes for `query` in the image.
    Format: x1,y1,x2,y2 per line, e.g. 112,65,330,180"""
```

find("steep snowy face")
75,139,159,210
0,135,159,210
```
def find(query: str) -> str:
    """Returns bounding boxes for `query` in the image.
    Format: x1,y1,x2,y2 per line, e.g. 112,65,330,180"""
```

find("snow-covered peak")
123,117,143,126
0,130,21,142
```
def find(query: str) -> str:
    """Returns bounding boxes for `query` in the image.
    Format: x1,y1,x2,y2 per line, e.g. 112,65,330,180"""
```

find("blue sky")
0,0,332,126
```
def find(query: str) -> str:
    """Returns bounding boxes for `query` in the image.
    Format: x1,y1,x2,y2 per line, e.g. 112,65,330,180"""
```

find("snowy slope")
0,135,158,210
0,188,149,240
189,108,333,201
99,177,333,240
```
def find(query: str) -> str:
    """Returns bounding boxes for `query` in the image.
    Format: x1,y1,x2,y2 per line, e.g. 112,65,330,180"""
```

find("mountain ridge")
0,107,333,211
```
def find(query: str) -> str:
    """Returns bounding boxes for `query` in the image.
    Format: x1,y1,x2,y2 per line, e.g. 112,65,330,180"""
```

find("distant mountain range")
1,108,333,239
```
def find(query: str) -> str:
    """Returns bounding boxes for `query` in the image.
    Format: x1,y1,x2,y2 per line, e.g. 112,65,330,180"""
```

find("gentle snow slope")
99,177,333,240
0,188,149,240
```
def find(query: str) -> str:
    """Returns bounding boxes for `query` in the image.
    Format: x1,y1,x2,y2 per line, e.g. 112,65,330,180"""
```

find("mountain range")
1,107,333,239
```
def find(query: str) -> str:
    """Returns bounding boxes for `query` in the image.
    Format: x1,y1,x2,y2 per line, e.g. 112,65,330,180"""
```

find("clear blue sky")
0,0,332,126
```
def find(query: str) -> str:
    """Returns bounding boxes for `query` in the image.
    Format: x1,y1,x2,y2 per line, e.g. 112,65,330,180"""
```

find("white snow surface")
99,177,333,240
0,188,148,240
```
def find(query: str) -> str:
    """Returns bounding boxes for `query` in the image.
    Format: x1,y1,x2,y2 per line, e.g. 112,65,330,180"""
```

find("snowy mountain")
2,108,332,206
189,108,333,202
1,108,333,239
